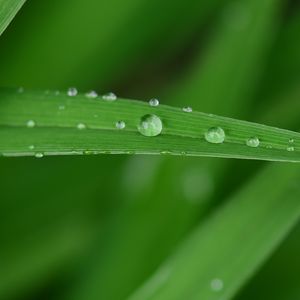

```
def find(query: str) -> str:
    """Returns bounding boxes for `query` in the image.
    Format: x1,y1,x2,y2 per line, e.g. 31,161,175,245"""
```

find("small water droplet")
26,120,36,128
287,146,295,152
246,137,260,148
67,87,78,96
77,123,86,130
210,278,224,292
182,106,193,113
54,90,60,96
205,127,225,144
94,114,98,118
35,152,44,158
58,105,65,110
149,98,159,107
138,114,162,137
102,92,117,101
115,120,126,129
289,138,294,143
266,145,273,149
28,145,35,150
86,90,98,98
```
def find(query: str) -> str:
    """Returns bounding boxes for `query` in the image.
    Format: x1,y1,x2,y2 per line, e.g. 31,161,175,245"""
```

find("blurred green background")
0,0,300,299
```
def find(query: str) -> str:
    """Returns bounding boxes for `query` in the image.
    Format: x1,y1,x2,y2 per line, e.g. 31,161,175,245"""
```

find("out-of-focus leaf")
0,0,25,36
128,162,300,300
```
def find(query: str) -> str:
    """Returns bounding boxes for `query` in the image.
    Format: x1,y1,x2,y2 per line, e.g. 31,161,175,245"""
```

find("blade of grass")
128,162,300,300
0,0,25,36
0,88,300,162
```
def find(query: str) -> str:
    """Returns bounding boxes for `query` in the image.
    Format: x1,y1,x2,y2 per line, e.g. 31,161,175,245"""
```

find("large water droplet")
77,123,86,130
102,92,117,101
246,137,260,148
115,120,126,129
35,152,44,158
210,278,224,292
26,120,36,128
182,106,193,113
287,146,295,152
86,90,98,98
67,87,78,96
138,114,162,137
205,127,225,144
149,98,159,107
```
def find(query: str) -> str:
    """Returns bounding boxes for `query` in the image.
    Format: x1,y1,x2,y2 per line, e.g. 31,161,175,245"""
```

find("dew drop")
54,90,60,96
115,120,126,129
149,98,159,107
26,120,36,128
287,146,295,152
28,145,35,150
58,105,65,110
77,123,86,130
210,278,224,292
182,106,193,113
86,90,98,98
138,114,162,137
205,127,225,144
35,152,44,158
67,87,78,97
102,92,117,101
246,136,260,148
289,138,294,143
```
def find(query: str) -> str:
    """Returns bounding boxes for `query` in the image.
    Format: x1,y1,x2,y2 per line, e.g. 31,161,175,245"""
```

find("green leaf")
0,88,300,162
0,0,25,36
128,162,300,300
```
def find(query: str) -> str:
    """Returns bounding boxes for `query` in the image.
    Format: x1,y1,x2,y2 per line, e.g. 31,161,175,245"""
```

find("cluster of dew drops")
19,86,296,157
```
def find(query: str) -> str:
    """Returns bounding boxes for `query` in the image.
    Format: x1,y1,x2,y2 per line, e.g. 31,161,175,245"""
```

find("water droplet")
205,127,225,144
28,145,35,150
86,90,98,98
138,114,162,137
17,87,24,93
289,138,294,143
246,137,260,148
77,123,86,130
149,98,159,107
54,90,60,96
67,87,78,96
182,106,193,113
35,152,44,158
94,114,98,118
58,105,65,110
115,120,126,129
102,92,117,101
287,146,295,152
26,120,36,128
210,278,224,292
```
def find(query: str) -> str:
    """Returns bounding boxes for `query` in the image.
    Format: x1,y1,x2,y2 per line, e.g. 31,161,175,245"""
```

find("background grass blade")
0,0,25,36
0,88,300,162
128,162,300,300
